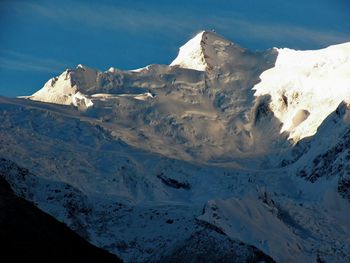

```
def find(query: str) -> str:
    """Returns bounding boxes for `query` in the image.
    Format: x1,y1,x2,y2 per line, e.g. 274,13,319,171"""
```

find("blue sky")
1,0,350,97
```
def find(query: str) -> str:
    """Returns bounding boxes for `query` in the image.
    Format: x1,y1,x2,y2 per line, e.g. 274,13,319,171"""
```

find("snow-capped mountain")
1,31,350,262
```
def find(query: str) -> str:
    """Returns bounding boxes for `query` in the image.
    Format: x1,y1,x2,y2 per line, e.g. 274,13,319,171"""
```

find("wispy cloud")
10,2,195,34
0,50,68,73
212,17,350,48
8,1,350,48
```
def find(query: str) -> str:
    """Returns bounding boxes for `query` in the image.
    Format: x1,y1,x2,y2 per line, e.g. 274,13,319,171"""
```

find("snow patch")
72,91,93,110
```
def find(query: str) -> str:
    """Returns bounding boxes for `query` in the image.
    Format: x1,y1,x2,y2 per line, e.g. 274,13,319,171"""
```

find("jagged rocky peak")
170,30,245,71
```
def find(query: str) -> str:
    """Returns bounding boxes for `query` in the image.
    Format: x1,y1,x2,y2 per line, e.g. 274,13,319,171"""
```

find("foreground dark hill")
0,175,122,263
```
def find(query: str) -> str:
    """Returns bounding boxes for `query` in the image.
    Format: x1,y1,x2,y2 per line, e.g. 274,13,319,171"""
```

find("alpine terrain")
1,31,350,262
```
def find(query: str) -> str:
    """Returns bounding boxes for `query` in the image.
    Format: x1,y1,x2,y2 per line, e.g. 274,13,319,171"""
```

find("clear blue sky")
1,0,349,97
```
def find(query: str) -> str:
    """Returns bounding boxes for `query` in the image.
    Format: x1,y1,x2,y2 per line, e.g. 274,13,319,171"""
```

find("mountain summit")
170,30,246,71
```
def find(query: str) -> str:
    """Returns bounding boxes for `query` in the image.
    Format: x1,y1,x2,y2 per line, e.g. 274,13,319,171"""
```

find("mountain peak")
170,30,244,71
29,64,97,108
170,31,207,71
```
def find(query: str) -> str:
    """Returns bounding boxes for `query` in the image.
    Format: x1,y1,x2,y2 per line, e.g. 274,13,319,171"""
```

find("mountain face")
1,31,350,262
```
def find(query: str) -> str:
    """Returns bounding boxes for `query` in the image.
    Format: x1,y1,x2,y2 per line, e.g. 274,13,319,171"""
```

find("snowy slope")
254,42,350,141
1,31,350,262
170,31,208,71
2,101,350,262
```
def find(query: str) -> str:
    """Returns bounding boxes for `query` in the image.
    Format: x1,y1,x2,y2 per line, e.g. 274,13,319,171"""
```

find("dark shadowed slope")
0,175,122,263
159,229,276,263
